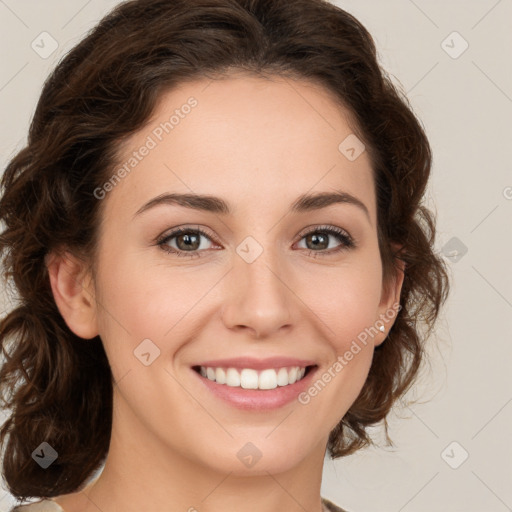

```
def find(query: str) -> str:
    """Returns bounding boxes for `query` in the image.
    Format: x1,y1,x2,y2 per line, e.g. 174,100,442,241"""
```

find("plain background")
0,1,511,511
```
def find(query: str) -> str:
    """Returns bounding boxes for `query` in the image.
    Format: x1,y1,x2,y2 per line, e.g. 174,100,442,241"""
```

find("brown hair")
0,0,450,499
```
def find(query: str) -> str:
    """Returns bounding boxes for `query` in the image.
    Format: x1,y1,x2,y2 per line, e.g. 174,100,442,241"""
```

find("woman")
0,0,450,510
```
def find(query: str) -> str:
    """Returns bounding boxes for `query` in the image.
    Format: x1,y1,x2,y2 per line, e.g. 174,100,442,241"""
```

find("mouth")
191,364,317,390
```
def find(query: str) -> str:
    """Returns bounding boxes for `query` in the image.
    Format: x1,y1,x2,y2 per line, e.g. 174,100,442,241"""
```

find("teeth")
259,369,277,390
226,368,240,387
240,369,259,389
215,367,226,384
277,367,289,386
198,366,308,389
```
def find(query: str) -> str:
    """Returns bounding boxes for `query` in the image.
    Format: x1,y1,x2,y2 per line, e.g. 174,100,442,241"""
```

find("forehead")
104,74,376,224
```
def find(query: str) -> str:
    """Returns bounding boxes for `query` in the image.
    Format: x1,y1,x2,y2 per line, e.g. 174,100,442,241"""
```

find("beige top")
11,496,347,511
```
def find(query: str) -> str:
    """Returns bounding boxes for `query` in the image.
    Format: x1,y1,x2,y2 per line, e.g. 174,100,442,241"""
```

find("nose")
220,251,295,339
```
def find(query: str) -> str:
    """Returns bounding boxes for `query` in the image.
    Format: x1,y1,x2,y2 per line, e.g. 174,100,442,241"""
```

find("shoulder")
321,496,350,512
10,499,64,512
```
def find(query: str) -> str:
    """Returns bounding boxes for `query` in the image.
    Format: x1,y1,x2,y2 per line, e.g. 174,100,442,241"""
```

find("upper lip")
193,356,317,371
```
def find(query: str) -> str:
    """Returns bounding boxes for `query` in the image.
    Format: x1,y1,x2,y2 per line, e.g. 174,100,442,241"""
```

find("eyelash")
156,225,356,259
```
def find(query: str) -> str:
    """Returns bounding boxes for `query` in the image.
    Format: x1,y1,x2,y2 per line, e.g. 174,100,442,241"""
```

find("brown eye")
157,227,216,258
304,232,329,250
297,226,356,256
175,232,201,251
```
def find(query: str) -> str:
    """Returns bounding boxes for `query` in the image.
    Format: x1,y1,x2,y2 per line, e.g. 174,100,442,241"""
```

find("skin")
47,73,404,512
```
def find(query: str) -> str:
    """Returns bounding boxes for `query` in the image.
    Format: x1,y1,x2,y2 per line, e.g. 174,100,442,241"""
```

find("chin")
194,435,317,477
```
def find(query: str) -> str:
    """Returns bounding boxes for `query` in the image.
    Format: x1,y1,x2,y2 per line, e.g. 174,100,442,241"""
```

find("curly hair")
0,0,450,499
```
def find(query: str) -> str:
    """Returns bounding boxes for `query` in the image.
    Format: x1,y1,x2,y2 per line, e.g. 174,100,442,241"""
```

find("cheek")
93,252,216,372
295,259,383,350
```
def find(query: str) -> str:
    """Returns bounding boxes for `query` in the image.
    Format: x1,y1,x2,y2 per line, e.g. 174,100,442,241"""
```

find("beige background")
1,1,511,511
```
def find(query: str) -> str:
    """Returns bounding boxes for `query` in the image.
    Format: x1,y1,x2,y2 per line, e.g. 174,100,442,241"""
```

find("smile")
193,365,312,390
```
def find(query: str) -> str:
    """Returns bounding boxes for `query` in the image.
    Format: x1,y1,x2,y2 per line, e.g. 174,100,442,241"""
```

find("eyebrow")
133,190,371,222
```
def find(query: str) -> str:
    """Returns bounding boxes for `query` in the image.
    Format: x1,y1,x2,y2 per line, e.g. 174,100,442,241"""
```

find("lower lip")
192,366,318,411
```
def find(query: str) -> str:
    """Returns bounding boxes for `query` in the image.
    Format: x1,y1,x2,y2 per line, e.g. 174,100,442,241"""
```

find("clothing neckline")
17,494,345,511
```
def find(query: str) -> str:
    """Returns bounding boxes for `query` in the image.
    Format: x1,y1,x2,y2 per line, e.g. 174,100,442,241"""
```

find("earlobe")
375,244,406,347
46,250,99,340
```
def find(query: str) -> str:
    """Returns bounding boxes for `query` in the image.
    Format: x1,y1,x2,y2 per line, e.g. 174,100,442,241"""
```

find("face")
74,74,402,476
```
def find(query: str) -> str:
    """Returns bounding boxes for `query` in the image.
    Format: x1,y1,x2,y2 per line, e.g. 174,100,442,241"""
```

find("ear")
46,250,99,340
375,243,406,347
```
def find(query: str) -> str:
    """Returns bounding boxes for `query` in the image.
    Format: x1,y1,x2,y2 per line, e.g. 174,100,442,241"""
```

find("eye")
295,225,356,257
156,226,218,258
156,224,356,259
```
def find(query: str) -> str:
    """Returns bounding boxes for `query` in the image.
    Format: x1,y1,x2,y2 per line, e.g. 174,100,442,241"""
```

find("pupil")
179,233,199,250
309,233,327,250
